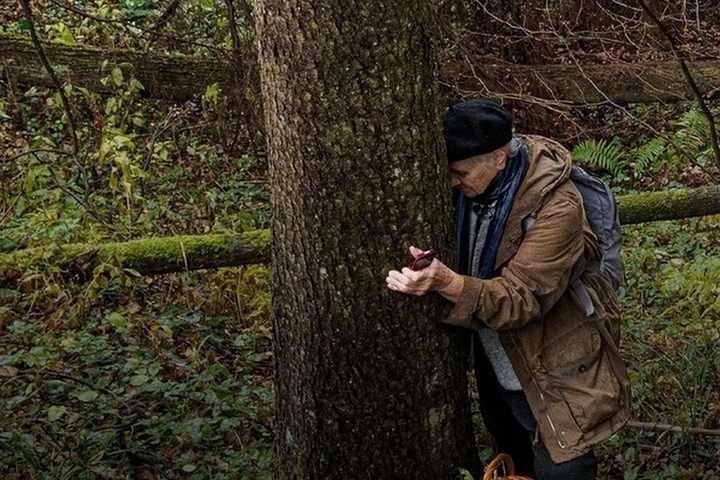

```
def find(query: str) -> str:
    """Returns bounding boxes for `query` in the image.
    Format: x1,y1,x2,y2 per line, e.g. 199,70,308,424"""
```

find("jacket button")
578,364,587,373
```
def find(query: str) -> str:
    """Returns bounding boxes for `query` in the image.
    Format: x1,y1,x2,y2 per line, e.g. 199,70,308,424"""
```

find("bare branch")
627,420,720,437
637,0,720,167
29,152,115,228
18,0,78,154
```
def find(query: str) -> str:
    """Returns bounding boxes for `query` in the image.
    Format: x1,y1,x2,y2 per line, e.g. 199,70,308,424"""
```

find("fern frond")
571,138,624,177
632,137,667,177
673,109,710,153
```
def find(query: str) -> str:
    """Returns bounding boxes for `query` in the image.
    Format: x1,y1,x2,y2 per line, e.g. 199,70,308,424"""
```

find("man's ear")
495,150,508,170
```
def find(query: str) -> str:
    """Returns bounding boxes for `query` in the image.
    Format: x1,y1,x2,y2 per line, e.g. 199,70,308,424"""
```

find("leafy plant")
572,137,625,179
0,270,275,479
632,136,667,178
572,105,720,185
119,0,159,20
672,108,716,168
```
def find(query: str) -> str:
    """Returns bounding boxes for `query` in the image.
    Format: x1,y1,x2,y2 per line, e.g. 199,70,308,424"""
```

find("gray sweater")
467,199,522,391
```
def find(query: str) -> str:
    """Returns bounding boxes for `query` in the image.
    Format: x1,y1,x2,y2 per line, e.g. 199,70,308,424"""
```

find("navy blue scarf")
454,143,529,278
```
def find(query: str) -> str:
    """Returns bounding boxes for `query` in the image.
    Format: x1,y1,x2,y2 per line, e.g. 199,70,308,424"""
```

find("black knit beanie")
442,99,513,162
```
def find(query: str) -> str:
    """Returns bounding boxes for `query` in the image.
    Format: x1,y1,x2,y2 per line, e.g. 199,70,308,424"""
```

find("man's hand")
385,246,464,302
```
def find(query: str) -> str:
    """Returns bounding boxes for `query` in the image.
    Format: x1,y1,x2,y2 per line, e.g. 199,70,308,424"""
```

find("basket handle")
482,453,533,480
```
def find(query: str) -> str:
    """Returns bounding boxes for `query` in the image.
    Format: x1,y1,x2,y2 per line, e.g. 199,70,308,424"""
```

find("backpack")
522,165,624,291
569,165,624,291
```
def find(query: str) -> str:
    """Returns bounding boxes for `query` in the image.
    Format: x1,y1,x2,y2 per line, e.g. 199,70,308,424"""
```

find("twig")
148,0,181,45
0,196,19,224
131,106,187,224
4,148,75,163
627,420,720,437
224,0,243,73
636,0,720,168
18,0,79,155
30,153,114,227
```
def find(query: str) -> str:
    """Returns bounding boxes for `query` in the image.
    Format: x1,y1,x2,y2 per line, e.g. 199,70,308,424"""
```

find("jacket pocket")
545,329,621,431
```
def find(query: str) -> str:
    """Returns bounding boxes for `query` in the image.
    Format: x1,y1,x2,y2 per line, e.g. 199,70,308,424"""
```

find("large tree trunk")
255,1,481,479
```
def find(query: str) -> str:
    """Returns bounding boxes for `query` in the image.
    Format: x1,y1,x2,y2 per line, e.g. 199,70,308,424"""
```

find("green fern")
673,109,710,154
632,136,667,177
571,138,624,178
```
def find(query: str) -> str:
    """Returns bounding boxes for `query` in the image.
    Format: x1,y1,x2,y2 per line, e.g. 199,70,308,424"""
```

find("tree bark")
255,1,481,479
3,32,718,105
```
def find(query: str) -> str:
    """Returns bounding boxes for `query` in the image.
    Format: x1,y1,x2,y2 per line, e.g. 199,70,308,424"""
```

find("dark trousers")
473,334,598,480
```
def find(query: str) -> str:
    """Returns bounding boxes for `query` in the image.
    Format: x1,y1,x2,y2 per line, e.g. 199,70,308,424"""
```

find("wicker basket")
482,453,534,480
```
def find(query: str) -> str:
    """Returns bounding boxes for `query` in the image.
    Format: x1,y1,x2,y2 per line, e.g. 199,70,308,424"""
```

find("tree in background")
255,0,482,478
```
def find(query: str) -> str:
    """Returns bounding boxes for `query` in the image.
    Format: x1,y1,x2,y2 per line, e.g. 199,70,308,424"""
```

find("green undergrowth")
2,73,275,478
596,216,720,480
1,267,275,480
4,215,720,479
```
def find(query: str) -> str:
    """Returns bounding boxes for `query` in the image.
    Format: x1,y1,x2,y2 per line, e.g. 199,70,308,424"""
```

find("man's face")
449,151,507,198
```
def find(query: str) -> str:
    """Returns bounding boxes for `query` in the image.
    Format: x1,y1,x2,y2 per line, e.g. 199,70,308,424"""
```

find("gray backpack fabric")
569,165,624,291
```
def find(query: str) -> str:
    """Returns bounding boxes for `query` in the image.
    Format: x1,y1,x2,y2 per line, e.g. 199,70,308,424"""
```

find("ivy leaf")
48,405,67,421
130,374,148,386
74,390,99,402
112,67,124,87
15,19,30,31
61,28,75,45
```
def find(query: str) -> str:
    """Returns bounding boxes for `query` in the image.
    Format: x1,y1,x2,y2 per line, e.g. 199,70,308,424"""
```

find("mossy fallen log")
1,187,719,287
617,185,720,225
0,231,270,287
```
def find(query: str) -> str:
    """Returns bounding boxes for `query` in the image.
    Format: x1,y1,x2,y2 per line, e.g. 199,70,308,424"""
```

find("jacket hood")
492,134,575,270
514,134,573,214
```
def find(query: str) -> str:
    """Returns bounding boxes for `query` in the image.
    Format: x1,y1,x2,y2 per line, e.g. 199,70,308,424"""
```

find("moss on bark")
0,231,270,286
617,185,720,225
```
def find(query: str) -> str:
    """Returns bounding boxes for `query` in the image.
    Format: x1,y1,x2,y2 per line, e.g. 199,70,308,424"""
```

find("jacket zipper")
536,390,567,449
510,332,567,450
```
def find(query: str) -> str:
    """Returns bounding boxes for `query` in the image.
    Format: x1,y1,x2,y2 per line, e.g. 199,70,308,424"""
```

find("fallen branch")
0,231,270,287
3,32,718,105
616,185,720,225
17,0,79,153
1,186,719,286
627,420,720,437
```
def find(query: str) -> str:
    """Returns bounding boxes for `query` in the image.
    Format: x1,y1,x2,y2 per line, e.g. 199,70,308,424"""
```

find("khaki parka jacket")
444,135,631,463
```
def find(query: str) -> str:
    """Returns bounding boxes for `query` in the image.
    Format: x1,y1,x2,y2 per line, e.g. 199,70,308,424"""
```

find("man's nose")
450,175,460,188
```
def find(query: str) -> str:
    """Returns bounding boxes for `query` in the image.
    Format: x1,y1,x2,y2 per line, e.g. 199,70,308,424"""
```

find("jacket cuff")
443,276,484,329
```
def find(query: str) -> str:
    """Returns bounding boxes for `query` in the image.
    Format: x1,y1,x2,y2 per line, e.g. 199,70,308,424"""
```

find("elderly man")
386,99,630,479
